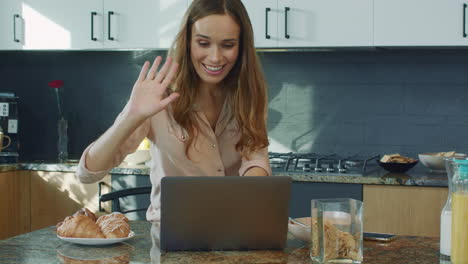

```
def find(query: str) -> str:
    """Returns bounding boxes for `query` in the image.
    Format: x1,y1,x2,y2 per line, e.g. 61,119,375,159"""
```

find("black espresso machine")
0,93,19,163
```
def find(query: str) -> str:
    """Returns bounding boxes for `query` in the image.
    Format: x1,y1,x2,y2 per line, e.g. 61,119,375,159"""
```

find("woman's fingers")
161,62,179,88
159,92,180,109
137,61,150,82
146,56,162,80
154,57,173,83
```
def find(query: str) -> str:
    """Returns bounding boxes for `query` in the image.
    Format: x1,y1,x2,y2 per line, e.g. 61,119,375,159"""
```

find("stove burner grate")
268,152,380,176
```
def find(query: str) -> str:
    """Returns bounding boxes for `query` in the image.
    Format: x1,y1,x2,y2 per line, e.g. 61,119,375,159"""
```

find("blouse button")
211,144,216,148
181,136,186,140
217,169,222,172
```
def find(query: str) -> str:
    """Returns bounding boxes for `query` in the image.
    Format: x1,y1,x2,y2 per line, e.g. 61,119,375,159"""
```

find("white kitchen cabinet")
0,0,24,50
13,0,187,50
242,0,278,48
374,0,468,46
22,0,102,49
278,0,373,47
102,0,187,49
243,0,373,48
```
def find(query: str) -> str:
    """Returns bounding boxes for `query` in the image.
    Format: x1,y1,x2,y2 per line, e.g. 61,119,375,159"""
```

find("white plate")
57,231,135,245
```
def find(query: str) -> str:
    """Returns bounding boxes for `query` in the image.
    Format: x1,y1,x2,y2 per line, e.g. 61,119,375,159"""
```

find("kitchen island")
0,162,449,239
0,220,443,264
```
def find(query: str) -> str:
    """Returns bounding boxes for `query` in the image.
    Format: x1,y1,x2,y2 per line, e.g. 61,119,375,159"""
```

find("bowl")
418,153,467,172
123,150,151,165
377,160,418,173
288,217,311,243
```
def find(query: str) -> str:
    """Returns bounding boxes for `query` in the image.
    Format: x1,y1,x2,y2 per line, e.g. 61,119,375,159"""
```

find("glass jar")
447,159,468,264
310,198,363,264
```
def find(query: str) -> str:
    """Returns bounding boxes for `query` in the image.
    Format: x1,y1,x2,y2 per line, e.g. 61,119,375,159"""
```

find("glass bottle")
449,159,468,264
440,158,454,257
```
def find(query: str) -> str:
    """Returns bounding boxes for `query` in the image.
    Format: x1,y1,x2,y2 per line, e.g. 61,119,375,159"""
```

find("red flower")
48,80,64,88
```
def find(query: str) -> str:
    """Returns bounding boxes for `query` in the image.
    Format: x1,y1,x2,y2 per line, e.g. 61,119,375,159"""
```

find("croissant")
73,207,98,222
57,208,131,239
97,217,130,239
96,212,129,225
56,215,105,238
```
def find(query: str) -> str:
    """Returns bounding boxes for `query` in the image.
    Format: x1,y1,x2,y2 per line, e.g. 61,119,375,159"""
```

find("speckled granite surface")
277,168,449,187
0,221,443,264
0,163,449,187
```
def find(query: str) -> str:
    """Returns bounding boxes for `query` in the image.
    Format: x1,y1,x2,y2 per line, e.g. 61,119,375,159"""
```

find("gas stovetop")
269,152,381,176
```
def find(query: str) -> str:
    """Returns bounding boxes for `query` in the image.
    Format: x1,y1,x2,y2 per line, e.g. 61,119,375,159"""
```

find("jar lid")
454,159,468,179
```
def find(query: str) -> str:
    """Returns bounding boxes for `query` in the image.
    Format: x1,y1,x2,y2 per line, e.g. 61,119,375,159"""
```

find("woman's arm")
83,56,179,173
85,106,147,172
239,146,272,176
243,166,268,176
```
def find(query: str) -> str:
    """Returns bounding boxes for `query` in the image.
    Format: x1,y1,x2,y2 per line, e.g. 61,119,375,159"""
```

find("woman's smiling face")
190,14,240,87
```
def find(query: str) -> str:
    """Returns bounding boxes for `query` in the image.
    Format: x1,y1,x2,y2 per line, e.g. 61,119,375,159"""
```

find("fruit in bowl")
288,217,311,243
377,154,418,173
418,151,467,172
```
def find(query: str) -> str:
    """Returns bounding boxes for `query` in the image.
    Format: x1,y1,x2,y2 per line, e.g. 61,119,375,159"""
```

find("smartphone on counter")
364,232,397,242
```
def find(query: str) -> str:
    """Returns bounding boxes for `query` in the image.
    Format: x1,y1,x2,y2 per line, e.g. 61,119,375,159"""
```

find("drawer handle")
464,4,467,38
91,12,97,41
265,8,271,39
285,7,290,39
13,14,20,43
108,11,115,41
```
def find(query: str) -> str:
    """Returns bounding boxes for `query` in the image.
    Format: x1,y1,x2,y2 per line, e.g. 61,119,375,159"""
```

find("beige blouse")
76,100,272,222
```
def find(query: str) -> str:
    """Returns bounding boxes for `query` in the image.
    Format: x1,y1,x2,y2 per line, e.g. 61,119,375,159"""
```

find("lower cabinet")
0,170,111,239
30,171,111,232
363,184,448,237
0,170,31,240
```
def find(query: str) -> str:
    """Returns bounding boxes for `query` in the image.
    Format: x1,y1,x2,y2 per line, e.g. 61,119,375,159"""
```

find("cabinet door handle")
13,14,20,43
265,8,271,39
108,11,115,41
285,7,290,39
91,12,97,41
464,4,467,37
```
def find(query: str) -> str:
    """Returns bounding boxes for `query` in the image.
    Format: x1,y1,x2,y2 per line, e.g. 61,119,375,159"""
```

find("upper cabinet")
21,0,102,49
242,0,278,48
102,0,187,49
278,0,373,47
0,0,24,50
374,0,468,46
243,0,373,48
2,0,188,50
3,0,468,49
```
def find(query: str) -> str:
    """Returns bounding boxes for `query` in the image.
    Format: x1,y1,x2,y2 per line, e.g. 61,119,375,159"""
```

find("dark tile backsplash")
1,49,468,162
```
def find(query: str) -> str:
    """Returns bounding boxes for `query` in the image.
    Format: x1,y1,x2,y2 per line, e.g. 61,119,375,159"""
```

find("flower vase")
58,117,68,163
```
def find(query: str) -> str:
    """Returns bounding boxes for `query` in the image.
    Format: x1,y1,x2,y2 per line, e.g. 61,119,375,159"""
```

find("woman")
76,0,271,222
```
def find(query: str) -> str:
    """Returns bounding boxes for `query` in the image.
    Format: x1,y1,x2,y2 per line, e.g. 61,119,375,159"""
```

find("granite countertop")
0,162,449,187
0,221,444,264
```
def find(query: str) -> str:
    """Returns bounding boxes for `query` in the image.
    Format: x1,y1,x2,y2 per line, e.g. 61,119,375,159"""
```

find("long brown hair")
168,0,269,159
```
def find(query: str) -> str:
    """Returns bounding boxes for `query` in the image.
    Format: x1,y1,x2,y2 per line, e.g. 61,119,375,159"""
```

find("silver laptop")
160,176,291,251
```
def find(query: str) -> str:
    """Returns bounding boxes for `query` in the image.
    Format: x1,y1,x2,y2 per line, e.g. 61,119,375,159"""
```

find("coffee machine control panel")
0,103,9,117
0,93,19,163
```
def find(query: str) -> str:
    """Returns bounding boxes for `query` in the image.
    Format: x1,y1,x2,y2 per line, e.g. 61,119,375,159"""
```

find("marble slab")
0,221,443,264
0,162,449,187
